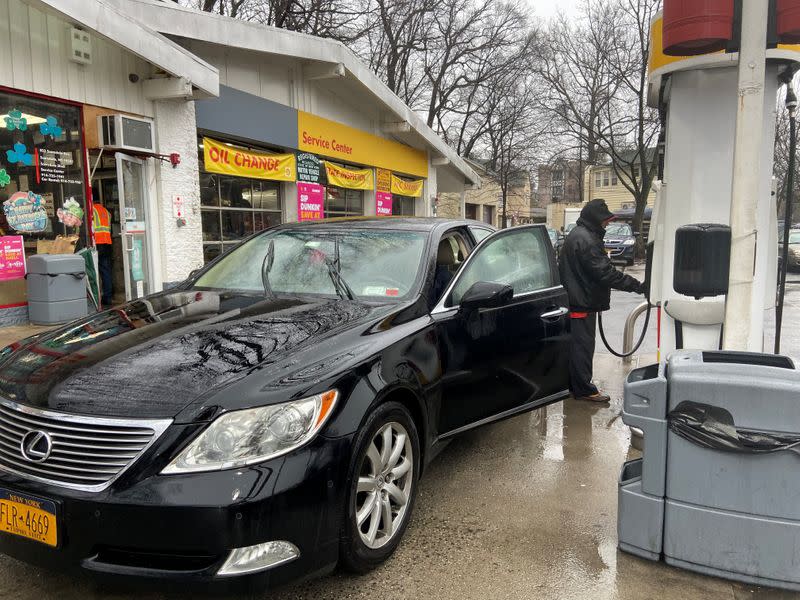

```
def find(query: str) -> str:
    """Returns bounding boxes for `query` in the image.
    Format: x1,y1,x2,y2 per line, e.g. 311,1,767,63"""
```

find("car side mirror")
459,281,513,312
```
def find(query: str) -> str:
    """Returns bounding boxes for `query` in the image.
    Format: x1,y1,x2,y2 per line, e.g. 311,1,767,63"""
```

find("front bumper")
0,434,352,591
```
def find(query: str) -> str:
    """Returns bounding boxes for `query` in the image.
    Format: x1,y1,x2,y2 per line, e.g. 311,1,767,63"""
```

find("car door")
432,225,570,437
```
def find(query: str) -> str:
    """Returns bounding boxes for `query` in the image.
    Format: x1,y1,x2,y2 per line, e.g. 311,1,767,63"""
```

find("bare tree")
354,0,431,105
539,0,662,249
185,0,364,40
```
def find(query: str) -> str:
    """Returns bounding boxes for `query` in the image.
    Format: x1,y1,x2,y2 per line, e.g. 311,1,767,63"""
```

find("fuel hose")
597,296,652,358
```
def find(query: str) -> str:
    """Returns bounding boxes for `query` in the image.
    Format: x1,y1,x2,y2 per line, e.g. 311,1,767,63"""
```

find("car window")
790,231,800,244
194,229,427,301
469,226,493,243
605,223,632,236
447,227,554,306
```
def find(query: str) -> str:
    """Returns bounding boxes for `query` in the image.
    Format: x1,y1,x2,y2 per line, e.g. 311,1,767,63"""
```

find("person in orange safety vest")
93,203,113,307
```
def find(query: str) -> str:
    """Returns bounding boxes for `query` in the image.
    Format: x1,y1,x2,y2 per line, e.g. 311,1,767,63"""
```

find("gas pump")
643,11,799,355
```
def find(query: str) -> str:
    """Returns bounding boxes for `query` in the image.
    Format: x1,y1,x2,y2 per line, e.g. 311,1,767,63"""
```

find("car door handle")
541,307,569,321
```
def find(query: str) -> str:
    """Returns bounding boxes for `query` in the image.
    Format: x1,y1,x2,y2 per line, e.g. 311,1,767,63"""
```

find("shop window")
0,91,88,253
393,195,416,216
465,203,478,220
325,187,363,218
198,140,283,262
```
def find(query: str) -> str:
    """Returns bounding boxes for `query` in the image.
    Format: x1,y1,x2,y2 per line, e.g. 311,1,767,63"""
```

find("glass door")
115,153,151,301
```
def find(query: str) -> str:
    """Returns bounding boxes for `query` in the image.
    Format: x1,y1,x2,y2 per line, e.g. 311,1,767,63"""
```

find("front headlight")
622,239,636,246
161,390,338,474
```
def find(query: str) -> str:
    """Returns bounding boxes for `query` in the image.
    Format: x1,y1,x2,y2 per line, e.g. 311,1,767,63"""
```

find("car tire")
339,401,420,574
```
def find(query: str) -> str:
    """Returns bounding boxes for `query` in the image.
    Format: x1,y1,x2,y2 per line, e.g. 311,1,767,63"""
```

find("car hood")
0,290,395,420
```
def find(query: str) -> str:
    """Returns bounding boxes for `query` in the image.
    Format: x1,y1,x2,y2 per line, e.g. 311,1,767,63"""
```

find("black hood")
0,291,401,421
577,199,615,235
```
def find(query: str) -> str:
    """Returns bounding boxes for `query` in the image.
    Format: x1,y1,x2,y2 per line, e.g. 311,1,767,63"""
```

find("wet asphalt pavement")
0,277,798,599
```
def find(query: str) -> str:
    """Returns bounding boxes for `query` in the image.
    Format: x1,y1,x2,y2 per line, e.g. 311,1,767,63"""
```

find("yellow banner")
203,137,296,181
324,162,374,190
299,111,428,178
390,174,424,198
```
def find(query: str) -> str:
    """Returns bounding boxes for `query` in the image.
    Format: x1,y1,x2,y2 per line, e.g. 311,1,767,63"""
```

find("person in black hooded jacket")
559,199,645,402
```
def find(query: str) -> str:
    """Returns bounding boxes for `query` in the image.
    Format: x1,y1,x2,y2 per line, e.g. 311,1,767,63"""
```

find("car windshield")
605,222,632,236
194,228,428,301
565,222,576,233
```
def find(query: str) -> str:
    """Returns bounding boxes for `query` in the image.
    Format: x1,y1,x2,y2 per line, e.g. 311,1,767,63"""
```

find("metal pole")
775,88,797,354
723,0,770,351
622,301,650,364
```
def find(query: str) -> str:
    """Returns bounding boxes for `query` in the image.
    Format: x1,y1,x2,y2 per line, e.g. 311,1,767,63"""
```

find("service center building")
122,0,479,267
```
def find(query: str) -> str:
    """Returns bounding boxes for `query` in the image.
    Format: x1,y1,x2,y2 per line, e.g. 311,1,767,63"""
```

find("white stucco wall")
152,99,204,284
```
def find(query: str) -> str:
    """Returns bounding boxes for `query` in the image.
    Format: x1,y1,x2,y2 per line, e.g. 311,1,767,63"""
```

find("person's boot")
573,392,611,403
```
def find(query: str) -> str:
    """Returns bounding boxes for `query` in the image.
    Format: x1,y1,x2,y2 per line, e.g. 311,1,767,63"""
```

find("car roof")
276,216,488,233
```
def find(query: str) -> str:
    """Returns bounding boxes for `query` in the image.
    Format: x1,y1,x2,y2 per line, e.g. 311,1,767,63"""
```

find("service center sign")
298,182,324,221
203,137,296,182
0,236,26,281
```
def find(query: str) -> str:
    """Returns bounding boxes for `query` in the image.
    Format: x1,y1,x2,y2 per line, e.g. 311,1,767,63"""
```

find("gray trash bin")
26,254,87,325
618,350,800,592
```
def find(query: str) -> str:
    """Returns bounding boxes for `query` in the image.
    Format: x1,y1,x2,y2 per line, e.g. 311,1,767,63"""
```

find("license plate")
0,489,57,547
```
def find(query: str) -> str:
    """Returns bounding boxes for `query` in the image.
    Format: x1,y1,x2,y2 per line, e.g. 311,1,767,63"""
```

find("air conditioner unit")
97,114,155,153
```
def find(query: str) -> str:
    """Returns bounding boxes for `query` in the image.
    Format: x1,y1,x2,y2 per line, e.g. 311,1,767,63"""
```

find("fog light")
217,541,299,576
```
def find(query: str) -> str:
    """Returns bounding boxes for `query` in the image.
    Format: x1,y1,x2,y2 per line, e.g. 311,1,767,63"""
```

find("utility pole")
723,0,769,351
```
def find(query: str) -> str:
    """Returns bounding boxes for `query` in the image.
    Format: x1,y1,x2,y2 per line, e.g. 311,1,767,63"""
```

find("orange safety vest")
92,204,112,245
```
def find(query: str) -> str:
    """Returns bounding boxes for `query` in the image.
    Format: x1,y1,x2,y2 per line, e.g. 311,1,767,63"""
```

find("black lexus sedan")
0,218,570,590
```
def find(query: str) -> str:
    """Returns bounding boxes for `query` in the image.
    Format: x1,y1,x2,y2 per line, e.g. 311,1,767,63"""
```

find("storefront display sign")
4,109,27,132
297,182,324,221
203,137,296,182
6,143,32,166
297,153,322,183
390,174,424,197
323,162,374,191
376,192,393,216
0,236,26,281
36,149,81,185
377,168,391,193
39,116,62,138
3,191,48,233
298,111,428,178
56,198,84,228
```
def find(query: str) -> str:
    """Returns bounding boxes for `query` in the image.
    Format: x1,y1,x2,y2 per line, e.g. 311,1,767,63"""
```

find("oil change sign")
203,137,296,182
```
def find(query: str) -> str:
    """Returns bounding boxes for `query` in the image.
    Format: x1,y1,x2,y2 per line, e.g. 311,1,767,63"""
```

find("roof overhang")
26,0,219,97
113,0,478,188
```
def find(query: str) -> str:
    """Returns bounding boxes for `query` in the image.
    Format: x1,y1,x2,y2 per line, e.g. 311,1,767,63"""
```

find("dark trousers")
569,312,599,397
97,244,114,307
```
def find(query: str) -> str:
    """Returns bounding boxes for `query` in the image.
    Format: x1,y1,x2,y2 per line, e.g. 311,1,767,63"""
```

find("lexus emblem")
20,430,53,463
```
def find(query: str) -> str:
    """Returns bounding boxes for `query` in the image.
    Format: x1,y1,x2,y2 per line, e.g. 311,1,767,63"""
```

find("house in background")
438,159,535,227
583,150,658,213
537,157,585,232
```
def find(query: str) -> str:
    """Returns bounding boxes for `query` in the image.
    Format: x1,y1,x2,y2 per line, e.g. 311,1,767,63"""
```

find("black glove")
636,280,647,295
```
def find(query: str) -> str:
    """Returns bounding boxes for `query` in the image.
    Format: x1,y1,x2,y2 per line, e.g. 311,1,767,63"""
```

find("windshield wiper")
324,237,356,301
261,239,276,300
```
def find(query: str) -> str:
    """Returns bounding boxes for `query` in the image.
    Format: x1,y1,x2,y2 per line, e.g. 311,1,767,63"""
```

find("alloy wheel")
354,421,414,549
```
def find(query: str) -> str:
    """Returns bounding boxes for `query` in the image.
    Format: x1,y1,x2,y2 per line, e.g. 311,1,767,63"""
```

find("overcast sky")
530,0,582,20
